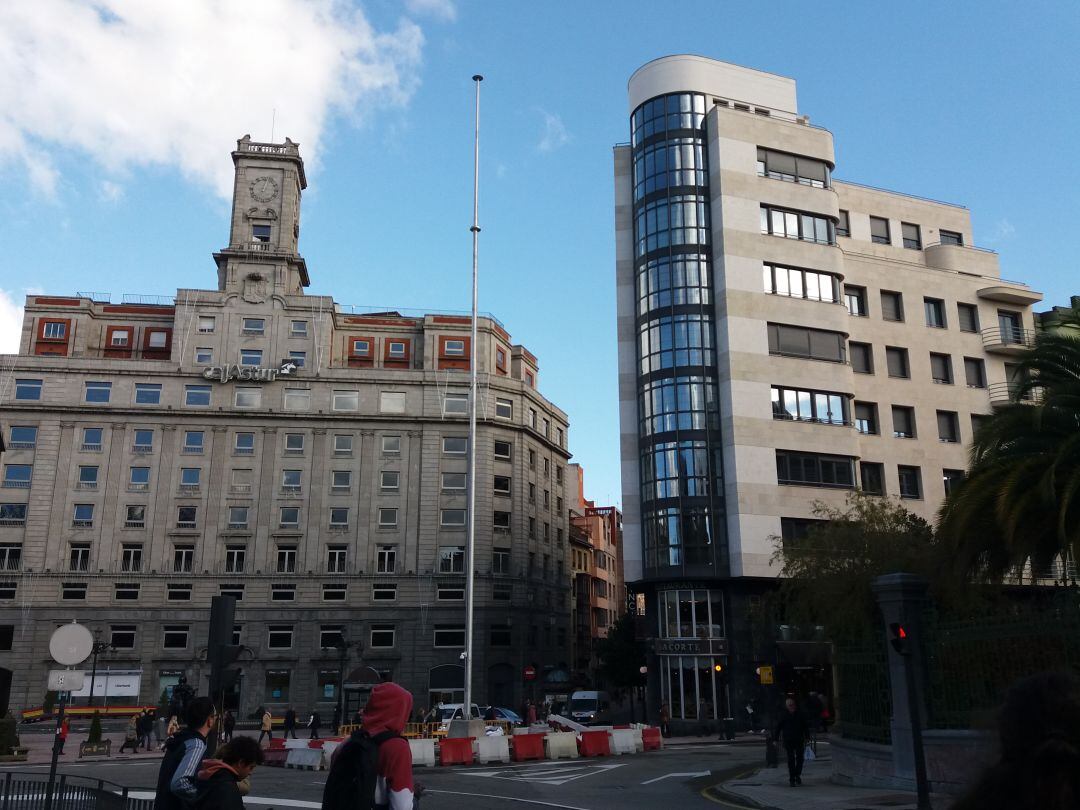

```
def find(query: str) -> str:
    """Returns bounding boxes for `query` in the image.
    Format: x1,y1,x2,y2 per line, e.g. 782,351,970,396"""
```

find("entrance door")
998,310,1022,344
0,668,11,717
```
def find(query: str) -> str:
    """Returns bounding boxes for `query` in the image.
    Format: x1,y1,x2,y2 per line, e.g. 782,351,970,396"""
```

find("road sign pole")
43,689,67,810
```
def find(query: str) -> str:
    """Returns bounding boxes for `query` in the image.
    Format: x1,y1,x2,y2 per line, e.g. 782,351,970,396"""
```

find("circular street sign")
49,623,94,666
523,665,537,681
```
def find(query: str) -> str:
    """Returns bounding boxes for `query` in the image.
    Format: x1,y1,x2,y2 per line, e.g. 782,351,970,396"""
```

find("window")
73,504,94,527
940,229,964,246
528,449,536,469
288,350,306,368
775,450,856,488
334,390,360,411
111,625,136,649
924,298,947,328
69,544,90,570
767,323,846,363
755,148,830,187
844,285,868,316
964,357,986,388
283,388,310,411
268,626,293,649
377,545,397,574
108,328,130,347
276,547,296,573
133,429,153,453
128,467,149,489
376,508,397,528
444,339,465,356
14,379,42,401
494,511,511,530
490,626,512,647
849,342,873,374
0,505,27,526
443,393,468,415
373,583,397,601
240,349,262,367
197,316,215,333
181,431,204,454
892,406,916,439
320,626,344,649
957,303,980,333
854,402,878,435
265,670,290,701
880,291,904,322
195,347,213,364
770,386,849,425
272,584,296,602
252,223,271,242
167,583,192,601
284,433,305,454
331,470,351,491
3,465,31,488
869,216,891,245
281,470,302,491
0,544,20,571
334,435,353,455
762,263,840,303
836,209,850,237
351,338,370,357
370,625,395,648
493,475,511,495
886,347,910,379
494,440,512,460
234,432,255,454
495,398,513,419
493,582,512,601
759,205,834,244
492,549,510,575
441,509,466,527
388,341,406,358
225,545,246,573
234,387,261,408
329,507,351,528
135,384,161,404
326,545,347,573
434,625,466,648
176,505,197,529
380,470,400,491
173,545,194,572
241,317,265,335
926,353,953,385
85,381,112,403
902,222,922,249
438,584,465,601
851,464,885,499
382,435,401,455
898,466,922,499
443,437,467,455
528,516,536,538
121,543,143,570
278,507,299,529
290,320,308,337
179,468,201,489
323,583,347,601
937,411,960,443
439,546,465,573
219,583,244,600
529,409,538,430
943,469,966,496
113,581,139,601
8,426,36,449
41,321,67,339
163,625,189,649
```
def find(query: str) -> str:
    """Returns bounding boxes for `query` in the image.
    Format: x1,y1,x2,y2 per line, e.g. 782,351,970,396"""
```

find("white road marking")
130,792,320,807
462,762,625,785
426,789,591,809
641,770,711,785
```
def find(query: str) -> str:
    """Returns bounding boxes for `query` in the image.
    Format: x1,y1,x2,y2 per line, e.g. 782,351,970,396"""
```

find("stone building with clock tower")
0,137,573,720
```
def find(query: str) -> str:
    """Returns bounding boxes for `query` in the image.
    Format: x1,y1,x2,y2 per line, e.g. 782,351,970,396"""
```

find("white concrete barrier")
476,734,510,764
544,731,579,760
609,729,640,755
322,740,341,760
408,737,437,767
283,738,310,749
285,747,325,770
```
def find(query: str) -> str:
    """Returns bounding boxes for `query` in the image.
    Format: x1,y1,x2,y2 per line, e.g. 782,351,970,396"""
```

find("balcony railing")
989,382,1043,407
2,481,30,489
7,442,35,450
981,327,1036,353
74,481,97,490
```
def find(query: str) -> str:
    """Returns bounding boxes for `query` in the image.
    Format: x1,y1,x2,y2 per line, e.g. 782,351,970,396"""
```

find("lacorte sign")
652,637,728,656
203,359,298,383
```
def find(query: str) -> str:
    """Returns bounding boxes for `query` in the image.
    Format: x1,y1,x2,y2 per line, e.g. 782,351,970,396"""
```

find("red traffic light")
889,622,910,656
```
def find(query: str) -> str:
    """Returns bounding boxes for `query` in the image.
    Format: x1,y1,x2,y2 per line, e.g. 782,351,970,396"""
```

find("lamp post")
87,630,115,708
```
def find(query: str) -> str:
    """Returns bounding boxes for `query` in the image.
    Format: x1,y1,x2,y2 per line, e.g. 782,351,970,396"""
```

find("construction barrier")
285,747,325,770
283,739,309,749
609,728,640,755
438,736,475,766
641,727,663,751
476,735,511,764
511,733,546,762
578,730,611,758
408,737,437,767
263,747,289,768
544,731,579,760
268,738,287,751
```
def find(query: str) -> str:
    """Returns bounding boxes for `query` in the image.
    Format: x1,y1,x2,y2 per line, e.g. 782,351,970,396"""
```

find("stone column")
872,573,929,784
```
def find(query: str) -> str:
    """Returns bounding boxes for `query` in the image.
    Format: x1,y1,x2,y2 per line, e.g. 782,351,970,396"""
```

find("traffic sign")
757,665,774,685
49,623,93,666
523,665,537,681
47,670,85,692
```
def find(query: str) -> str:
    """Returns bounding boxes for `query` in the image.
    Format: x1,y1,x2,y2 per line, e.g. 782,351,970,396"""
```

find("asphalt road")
0,743,765,810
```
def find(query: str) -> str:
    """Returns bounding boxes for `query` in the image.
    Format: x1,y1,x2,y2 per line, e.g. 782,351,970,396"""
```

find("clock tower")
214,134,309,296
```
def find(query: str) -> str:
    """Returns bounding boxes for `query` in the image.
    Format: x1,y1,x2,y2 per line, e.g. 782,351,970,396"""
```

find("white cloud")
100,180,124,202
0,290,24,355
405,0,457,21
0,1,426,198
985,218,1016,244
537,110,569,153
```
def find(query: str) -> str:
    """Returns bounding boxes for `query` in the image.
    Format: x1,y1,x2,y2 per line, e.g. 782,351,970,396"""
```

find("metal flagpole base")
447,719,486,739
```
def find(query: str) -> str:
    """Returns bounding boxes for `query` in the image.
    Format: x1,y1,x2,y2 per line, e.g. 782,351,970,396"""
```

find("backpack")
321,729,397,810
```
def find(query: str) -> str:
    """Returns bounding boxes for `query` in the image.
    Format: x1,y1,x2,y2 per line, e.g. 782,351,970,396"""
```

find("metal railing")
988,381,1043,406
981,326,1036,350
0,771,153,810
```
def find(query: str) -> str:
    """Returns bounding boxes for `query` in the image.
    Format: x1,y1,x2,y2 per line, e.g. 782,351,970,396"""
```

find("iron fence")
834,636,893,743
0,772,152,810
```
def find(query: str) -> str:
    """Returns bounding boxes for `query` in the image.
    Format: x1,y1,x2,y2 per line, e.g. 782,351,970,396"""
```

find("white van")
569,691,612,725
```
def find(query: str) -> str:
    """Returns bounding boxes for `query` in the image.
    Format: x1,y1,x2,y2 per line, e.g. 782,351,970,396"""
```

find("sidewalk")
14,731,166,765
709,750,953,810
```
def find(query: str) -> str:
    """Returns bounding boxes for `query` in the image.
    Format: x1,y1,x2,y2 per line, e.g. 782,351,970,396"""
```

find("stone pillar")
872,573,929,783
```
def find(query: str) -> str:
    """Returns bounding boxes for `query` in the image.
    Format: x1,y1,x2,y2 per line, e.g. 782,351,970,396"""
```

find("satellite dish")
49,623,94,666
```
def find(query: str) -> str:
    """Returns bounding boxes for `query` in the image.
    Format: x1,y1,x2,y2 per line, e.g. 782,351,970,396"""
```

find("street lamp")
87,630,115,708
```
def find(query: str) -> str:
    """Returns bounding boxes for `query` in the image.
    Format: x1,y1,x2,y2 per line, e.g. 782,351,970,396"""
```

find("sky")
1,0,1078,507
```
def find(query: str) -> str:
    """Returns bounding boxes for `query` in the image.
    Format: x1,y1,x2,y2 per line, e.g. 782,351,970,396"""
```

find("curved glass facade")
631,92,725,577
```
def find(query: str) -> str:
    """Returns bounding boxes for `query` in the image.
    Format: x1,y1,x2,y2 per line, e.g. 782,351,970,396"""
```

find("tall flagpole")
463,74,482,716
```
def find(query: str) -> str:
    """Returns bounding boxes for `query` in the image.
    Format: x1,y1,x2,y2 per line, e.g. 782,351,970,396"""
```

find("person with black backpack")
322,682,415,810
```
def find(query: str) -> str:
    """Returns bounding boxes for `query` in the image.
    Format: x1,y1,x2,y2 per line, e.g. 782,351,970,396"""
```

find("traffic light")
713,663,724,674
889,622,910,656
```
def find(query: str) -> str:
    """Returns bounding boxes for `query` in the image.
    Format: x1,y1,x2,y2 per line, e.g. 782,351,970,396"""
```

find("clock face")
249,176,279,203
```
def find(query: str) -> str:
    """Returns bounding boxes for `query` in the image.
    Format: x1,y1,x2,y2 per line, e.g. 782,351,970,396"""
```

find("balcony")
178,484,201,495
977,285,1044,306
128,483,149,492
280,485,302,498
7,442,35,450
81,443,103,452
2,481,30,489
230,484,253,495
989,382,1043,408
981,327,1035,356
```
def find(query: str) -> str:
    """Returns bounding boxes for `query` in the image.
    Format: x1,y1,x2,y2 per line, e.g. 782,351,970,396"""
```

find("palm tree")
938,306,1080,582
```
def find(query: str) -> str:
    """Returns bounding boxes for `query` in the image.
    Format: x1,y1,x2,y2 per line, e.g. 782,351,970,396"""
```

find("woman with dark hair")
952,671,1080,810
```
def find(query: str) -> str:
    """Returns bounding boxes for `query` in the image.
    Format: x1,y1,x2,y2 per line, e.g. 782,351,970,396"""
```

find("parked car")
479,706,523,725
435,703,480,731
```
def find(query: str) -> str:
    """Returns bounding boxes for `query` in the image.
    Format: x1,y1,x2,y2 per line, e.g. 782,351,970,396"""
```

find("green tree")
938,306,1080,581
596,612,646,693
770,493,944,643
0,714,20,755
88,711,102,744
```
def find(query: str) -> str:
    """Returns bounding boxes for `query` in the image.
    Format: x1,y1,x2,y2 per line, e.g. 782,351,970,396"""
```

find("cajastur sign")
203,359,298,383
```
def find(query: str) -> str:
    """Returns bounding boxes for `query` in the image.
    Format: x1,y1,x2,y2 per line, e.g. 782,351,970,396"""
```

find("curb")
700,766,769,809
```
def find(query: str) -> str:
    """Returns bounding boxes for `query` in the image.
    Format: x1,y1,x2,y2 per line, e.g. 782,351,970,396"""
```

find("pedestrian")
167,715,181,737
307,711,321,740
322,682,415,810
154,696,217,810
483,705,496,722
283,707,296,739
331,706,341,736
221,711,235,743
141,709,155,750
659,702,670,737
57,717,70,755
193,736,264,810
119,714,141,754
526,700,537,725
153,708,163,746
953,671,1080,810
774,697,809,787
257,708,272,746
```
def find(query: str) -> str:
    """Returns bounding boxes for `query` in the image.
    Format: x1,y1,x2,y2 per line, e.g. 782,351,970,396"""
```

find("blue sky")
1,0,1078,507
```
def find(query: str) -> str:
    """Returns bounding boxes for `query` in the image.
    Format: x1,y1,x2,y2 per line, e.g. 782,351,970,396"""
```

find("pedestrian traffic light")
889,622,910,656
